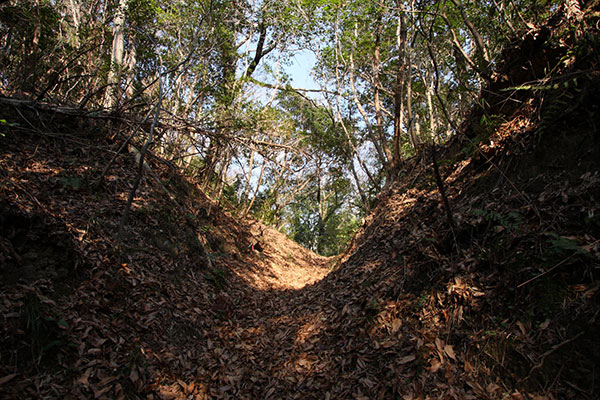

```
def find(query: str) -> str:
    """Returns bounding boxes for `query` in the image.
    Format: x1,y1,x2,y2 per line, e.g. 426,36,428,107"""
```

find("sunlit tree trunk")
449,0,490,69
424,68,438,142
406,50,418,150
215,148,231,201
392,2,407,172
373,1,393,165
240,150,255,214
349,155,369,212
348,22,389,173
104,0,127,110
123,38,136,100
243,159,266,218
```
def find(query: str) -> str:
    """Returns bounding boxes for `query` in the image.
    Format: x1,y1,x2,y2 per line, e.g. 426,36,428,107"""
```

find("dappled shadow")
2,30,600,397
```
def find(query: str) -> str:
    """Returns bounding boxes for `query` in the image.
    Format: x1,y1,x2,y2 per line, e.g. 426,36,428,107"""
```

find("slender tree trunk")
67,0,81,44
243,159,266,218
392,2,407,172
490,0,516,35
215,149,231,202
424,67,438,142
327,15,378,188
105,0,127,110
441,10,490,81
118,77,164,244
123,38,137,99
373,3,393,164
240,150,255,213
348,24,389,172
201,139,220,190
431,145,456,239
316,160,324,253
349,155,370,212
405,50,418,149
425,40,458,132
449,0,490,68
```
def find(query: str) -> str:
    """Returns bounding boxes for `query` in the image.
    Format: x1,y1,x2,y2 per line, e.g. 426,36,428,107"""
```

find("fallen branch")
117,81,164,245
523,332,585,382
431,145,457,249
517,239,598,288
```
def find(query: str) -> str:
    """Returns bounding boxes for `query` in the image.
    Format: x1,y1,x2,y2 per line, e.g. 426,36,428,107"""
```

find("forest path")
183,225,340,399
0,119,341,399
234,223,333,290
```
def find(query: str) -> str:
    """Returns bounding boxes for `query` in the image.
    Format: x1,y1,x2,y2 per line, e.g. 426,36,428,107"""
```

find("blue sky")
285,49,319,91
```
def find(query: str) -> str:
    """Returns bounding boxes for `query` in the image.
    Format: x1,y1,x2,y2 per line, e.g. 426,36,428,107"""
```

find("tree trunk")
349,155,370,212
201,138,220,191
424,67,438,142
405,50,418,150
240,150,255,213
392,2,407,172
449,0,490,68
104,0,127,110
242,159,266,218
373,2,393,164
349,51,389,172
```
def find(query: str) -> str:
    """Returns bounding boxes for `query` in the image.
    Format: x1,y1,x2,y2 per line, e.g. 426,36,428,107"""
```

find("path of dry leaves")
1,96,597,399
1,8,600,398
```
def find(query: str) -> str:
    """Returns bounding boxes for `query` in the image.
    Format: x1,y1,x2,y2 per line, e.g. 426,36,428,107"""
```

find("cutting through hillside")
2,1,600,399
0,110,337,398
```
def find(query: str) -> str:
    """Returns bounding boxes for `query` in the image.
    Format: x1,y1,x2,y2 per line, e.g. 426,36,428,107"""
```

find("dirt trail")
3,10,599,394
0,119,336,399
177,225,340,399
234,223,332,290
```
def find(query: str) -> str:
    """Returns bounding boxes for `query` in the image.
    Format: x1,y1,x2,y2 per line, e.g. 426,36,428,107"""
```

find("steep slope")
276,4,600,399
0,104,331,398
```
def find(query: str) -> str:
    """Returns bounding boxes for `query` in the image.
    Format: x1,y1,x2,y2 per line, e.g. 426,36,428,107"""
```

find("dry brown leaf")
398,354,416,364
158,387,179,400
435,337,444,352
444,344,456,361
129,368,139,383
539,318,550,330
98,376,117,387
391,318,402,334
466,380,485,396
2,82,597,400
429,358,442,372
93,384,111,398
464,360,474,374
516,321,527,336
77,369,91,386
487,382,501,393
0,373,17,385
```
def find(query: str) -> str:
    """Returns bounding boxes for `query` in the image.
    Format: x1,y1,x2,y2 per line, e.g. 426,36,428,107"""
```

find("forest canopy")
0,0,571,254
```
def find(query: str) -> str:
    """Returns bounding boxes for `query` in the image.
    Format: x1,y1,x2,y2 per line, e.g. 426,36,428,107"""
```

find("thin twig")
431,145,458,251
517,240,598,288
523,332,585,382
117,82,163,246
98,106,155,182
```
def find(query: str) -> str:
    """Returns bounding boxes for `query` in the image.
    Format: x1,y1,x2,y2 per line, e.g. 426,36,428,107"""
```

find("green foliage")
58,176,84,191
0,1,63,94
204,267,228,290
472,209,522,232
282,172,362,256
0,0,573,256
544,233,588,258
479,114,505,133
0,119,19,128
20,292,71,363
